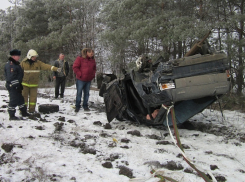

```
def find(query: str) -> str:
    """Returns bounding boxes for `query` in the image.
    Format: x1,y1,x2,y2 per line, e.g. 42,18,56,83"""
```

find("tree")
0,0,244,96
100,0,212,74
0,0,102,83
206,0,245,95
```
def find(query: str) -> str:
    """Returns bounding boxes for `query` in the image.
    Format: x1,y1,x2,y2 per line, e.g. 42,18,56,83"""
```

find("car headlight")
159,82,175,90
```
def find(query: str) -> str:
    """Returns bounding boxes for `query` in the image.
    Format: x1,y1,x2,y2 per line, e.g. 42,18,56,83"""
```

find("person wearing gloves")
20,49,61,113
4,49,30,120
73,48,96,112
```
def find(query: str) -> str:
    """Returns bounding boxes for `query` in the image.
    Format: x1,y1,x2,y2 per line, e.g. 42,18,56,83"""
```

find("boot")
9,116,21,120
21,110,30,117
20,106,30,117
75,107,80,113
9,113,20,120
8,109,20,120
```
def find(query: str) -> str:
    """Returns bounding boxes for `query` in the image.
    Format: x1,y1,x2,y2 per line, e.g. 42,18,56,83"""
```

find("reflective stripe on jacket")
20,57,58,87
4,57,23,89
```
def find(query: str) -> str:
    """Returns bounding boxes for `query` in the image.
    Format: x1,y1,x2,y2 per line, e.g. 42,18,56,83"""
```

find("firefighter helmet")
27,49,38,59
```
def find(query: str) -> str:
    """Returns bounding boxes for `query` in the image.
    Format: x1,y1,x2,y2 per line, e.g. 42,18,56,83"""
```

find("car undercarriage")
99,34,231,126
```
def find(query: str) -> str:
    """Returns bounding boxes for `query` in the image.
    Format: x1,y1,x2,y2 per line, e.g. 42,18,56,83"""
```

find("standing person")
20,49,61,113
53,53,69,98
4,49,29,120
73,48,96,112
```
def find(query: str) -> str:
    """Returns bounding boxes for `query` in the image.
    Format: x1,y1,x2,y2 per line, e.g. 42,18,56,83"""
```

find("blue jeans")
75,80,91,109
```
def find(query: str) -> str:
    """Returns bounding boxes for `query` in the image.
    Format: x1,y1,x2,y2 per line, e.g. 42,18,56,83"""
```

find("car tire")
38,104,59,114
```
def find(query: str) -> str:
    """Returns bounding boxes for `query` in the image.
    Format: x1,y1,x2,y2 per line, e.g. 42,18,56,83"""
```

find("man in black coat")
4,49,29,120
53,53,69,98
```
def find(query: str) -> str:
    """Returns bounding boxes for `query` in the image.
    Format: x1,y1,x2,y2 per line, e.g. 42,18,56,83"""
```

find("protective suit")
20,49,60,112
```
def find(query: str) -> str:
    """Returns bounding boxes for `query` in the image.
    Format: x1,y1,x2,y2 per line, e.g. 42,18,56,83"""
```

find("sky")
0,81,245,182
0,0,14,10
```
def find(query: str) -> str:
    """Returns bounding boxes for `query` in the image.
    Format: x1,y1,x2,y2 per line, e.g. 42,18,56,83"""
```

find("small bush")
211,93,245,112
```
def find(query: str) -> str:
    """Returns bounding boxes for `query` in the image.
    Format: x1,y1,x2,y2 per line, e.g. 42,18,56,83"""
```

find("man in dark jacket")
53,53,69,98
73,48,96,112
4,49,29,120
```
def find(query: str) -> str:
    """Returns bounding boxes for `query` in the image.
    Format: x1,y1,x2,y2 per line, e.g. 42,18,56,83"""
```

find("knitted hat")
10,49,21,56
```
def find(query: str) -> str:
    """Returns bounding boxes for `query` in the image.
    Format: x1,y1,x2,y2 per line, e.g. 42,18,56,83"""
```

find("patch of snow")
0,87,244,182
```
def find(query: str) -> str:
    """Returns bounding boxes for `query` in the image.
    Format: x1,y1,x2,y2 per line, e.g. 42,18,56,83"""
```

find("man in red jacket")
73,48,96,112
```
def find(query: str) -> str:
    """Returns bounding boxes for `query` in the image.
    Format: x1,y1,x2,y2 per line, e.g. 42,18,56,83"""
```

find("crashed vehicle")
99,32,231,126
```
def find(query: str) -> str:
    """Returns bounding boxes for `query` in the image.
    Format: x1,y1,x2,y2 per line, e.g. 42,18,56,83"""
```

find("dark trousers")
8,88,26,116
55,76,66,98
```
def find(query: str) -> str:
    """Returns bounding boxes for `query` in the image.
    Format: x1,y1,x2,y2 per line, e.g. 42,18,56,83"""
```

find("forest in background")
0,0,245,98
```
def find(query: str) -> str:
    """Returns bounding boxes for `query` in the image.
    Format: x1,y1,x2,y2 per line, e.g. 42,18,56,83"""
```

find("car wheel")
38,104,59,114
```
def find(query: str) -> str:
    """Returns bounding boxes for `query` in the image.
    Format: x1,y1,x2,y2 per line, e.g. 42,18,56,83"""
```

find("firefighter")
20,49,61,113
4,49,29,120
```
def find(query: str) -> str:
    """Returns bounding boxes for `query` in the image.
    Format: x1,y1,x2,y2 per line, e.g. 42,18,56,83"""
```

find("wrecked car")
99,32,231,126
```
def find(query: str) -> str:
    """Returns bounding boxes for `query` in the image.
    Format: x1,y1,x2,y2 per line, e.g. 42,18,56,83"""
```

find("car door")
103,81,124,122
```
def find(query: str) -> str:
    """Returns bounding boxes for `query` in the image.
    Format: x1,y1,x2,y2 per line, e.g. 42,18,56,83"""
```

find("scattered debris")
120,146,129,149
104,123,112,129
121,138,130,143
81,148,96,155
109,153,121,161
162,160,184,171
156,141,173,145
93,121,102,126
1,143,14,153
182,144,190,149
102,162,113,168
118,166,134,178
144,161,162,168
58,117,65,122
146,134,162,140
184,168,194,174
67,119,75,123
53,122,64,132
127,130,141,137
35,126,45,130
210,165,219,170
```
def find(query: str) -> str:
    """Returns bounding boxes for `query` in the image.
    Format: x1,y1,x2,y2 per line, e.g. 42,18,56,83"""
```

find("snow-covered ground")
0,82,245,182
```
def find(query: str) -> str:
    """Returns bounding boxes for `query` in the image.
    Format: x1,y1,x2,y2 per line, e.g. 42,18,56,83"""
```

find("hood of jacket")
81,48,94,59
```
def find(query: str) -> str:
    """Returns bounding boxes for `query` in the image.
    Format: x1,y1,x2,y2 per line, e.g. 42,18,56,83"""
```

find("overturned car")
99,34,231,126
